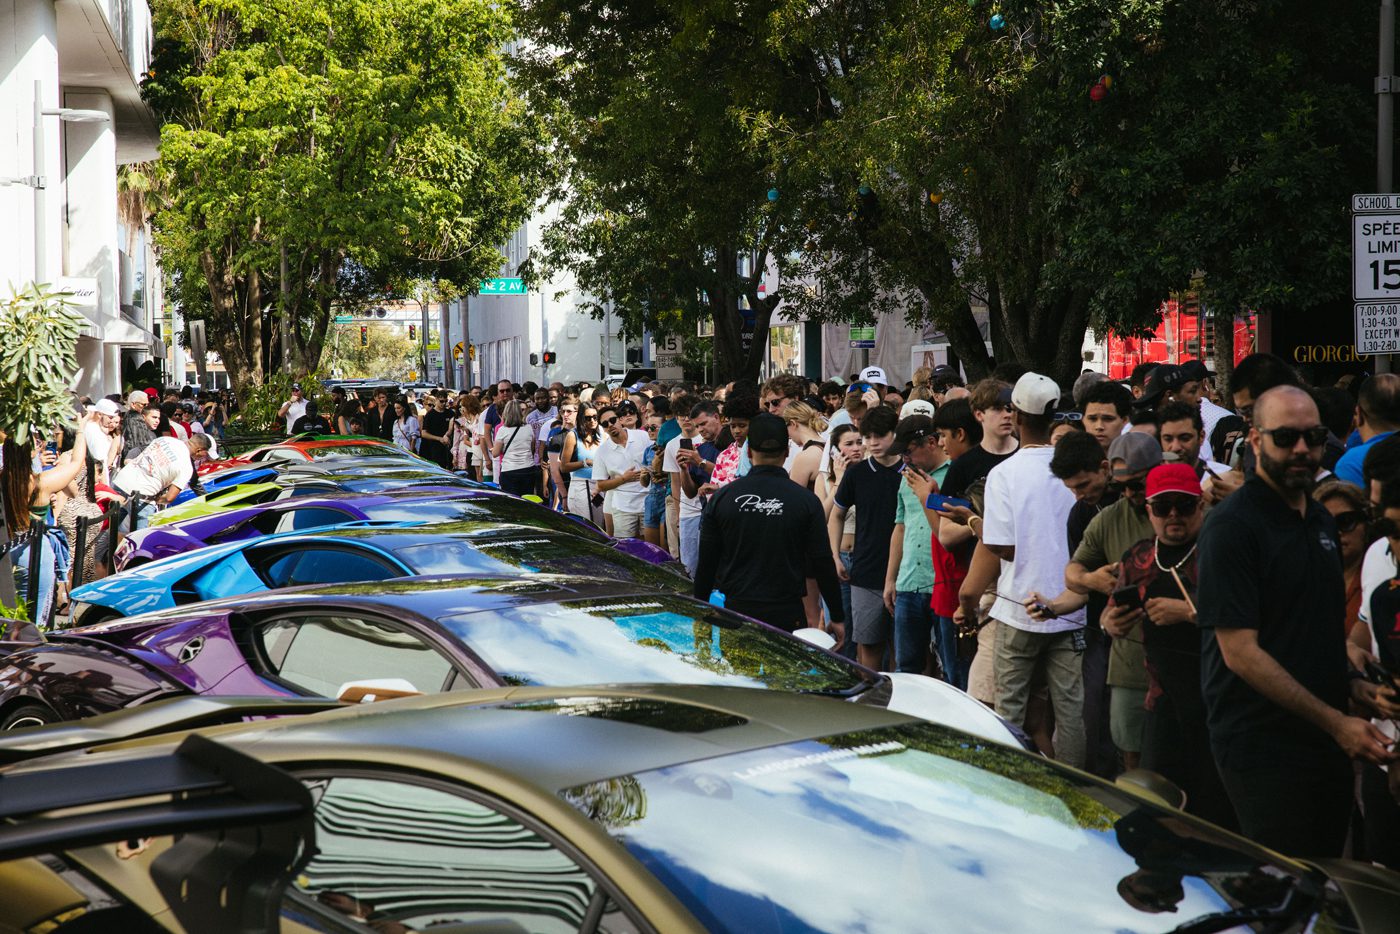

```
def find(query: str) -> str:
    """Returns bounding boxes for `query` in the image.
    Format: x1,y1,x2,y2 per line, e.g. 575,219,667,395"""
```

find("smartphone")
1365,659,1399,691
678,438,694,451
925,493,973,511
1111,585,1144,611
45,441,57,456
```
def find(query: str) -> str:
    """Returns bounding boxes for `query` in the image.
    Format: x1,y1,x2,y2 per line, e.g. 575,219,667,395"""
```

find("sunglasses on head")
1257,425,1328,448
1149,495,1200,518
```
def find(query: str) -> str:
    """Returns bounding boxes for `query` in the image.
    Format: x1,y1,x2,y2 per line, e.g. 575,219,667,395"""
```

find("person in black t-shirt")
1198,386,1390,858
290,400,332,435
934,380,1018,554
829,406,904,671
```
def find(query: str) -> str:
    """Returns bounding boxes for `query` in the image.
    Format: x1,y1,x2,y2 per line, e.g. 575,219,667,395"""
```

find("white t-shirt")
594,428,650,514
981,446,1086,634
1198,397,1234,463
664,434,706,518
284,398,307,434
83,423,113,469
112,437,194,498
1359,536,1398,766
497,423,537,472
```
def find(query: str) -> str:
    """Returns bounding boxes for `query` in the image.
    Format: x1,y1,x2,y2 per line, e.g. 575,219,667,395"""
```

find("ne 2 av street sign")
1353,194,1400,354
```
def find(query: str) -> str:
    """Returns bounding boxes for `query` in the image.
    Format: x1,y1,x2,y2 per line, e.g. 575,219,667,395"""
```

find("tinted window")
254,546,398,588
393,537,685,591
258,615,454,696
362,498,610,542
287,776,636,933
565,724,1308,934
274,507,359,534
308,444,413,459
442,597,865,692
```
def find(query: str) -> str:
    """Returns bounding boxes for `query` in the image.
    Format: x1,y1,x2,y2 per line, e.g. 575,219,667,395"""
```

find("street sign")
333,314,353,323
452,341,465,361
1356,302,1400,354
651,334,685,380
428,350,444,369
849,325,876,349
478,277,525,295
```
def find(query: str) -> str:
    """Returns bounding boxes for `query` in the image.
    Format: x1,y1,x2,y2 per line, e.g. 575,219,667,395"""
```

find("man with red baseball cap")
1099,462,1236,827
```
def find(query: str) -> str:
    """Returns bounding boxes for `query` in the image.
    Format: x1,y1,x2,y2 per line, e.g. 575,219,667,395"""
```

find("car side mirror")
792,627,837,650
336,679,422,704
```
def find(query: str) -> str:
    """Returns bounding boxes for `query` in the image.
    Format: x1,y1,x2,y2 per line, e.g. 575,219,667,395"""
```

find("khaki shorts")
1110,685,1148,754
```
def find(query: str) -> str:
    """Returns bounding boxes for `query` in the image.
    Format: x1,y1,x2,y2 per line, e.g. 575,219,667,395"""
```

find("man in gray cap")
1063,430,1162,769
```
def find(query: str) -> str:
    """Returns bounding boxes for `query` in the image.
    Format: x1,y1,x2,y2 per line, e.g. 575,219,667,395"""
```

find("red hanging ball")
1089,83,1107,102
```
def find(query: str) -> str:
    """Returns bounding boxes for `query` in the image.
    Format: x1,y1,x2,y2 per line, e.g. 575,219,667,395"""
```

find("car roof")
25,684,917,795
279,520,586,550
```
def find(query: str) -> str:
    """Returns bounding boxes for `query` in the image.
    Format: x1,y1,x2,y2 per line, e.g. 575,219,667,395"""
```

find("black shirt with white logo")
833,458,906,590
693,465,843,620
1197,477,1348,766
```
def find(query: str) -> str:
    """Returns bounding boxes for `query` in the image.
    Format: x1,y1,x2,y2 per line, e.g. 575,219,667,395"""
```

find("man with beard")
1198,386,1394,857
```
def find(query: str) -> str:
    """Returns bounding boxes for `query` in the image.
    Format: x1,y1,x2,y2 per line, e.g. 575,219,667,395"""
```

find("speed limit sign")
1354,194,1400,300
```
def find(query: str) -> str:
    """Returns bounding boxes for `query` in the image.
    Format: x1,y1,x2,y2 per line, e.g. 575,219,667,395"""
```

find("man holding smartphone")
664,399,722,574
884,415,948,676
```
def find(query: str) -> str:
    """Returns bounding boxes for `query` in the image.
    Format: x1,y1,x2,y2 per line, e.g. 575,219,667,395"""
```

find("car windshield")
441,596,864,692
393,538,684,590
362,498,609,542
563,723,1313,934
337,476,463,493
307,444,412,459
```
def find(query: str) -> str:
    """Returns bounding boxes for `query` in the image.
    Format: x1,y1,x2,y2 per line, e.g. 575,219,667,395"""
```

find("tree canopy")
145,0,549,392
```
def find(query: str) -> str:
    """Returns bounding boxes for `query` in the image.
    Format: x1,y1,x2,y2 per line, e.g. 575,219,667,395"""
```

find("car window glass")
392,537,684,591
363,498,610,542
442,597,864,693
275,507,358,534
257,616,454,696
288,776,635,933
253,547,398,588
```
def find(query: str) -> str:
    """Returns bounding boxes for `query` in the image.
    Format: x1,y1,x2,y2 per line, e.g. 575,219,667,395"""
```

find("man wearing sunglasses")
1198,385,1393,858
591,405,652,539
1100,463,1234,828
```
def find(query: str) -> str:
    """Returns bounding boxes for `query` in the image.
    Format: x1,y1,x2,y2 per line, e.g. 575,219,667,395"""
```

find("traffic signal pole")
1379,0,1395,373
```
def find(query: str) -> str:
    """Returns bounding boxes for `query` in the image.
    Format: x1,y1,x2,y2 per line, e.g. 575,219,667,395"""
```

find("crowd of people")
7,353,1400,866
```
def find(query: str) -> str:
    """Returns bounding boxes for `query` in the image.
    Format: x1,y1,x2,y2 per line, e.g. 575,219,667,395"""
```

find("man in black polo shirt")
1197,385,1394,857
693,414,844,639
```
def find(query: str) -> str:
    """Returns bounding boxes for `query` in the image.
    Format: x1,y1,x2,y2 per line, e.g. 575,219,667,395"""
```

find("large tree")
144,0,548,392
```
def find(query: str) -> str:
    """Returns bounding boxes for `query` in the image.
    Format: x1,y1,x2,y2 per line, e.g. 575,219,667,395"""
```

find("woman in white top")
492,400,539,497
392,399,420,453
562,404,605,527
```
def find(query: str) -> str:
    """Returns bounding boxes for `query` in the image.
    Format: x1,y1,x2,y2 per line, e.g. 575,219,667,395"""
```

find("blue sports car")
71,522,691,624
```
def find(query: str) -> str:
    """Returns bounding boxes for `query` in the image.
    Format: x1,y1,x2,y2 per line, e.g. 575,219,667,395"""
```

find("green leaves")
0,285,85,441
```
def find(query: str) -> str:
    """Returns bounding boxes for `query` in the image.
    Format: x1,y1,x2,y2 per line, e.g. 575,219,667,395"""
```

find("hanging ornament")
1099,74,1113,90
928,192,943,204
989,13,1005,29
767,188,780,202
858,184,872,196
1089,83,1107,102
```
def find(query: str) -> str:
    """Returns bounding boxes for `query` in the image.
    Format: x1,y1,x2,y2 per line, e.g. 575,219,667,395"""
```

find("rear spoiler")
0,695,345,764
0,732,315,934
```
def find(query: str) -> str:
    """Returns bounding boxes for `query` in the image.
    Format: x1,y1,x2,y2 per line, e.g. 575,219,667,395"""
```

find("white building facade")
1,0,163,398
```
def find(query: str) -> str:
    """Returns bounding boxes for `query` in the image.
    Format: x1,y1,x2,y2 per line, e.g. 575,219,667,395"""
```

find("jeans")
837,552,856,661
680,515,702,576
935,615,970,690
993,623,1086,769
893,591,936,674
11,534,55,628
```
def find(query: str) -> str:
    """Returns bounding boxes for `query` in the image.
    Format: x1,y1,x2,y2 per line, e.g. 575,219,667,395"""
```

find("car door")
247,612,464,698
281,772,644,934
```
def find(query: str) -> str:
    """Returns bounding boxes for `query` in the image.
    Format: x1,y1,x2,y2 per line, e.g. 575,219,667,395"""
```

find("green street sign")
334,314,353,323
849,325,875,348
479,277,526,295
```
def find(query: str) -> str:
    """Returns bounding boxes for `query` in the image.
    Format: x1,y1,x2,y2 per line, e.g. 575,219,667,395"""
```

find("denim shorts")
643,483,667,528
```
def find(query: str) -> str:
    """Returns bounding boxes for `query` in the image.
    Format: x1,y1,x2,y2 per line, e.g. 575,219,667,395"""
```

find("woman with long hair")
544,398,578,509
562,405,604,527
781,401,830,490
392,399,420,453
816,423,864,642
492,400,538,497
419,394,453,469
1,415,92,625
453,394,482,477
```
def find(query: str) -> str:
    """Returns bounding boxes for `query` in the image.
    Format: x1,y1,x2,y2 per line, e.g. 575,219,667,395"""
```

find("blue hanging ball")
767,187,780,202
858,184,872,196
989,12,1005,29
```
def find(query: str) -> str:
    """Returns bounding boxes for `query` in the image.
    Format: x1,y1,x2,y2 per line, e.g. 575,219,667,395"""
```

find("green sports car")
0,687,1395,933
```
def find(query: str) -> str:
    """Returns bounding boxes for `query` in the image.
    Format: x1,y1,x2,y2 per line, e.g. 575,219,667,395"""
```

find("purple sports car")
115,489,673,572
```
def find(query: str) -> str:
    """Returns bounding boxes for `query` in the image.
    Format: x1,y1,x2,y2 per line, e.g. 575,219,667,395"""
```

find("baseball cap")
1177,360,1210,383
889,415,936,455
1107,431,1164,475
292,382,303,392
747,413,789,455
899,399,935,419
860,366,888,385
126,390,148,406
1011,372,1060,417
1140,364,1184,402
1146,462,1202,500
93,399,121,417
144,387,158,399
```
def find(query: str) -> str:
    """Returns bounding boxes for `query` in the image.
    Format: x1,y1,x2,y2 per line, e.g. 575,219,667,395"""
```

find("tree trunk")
1212,304,1236,400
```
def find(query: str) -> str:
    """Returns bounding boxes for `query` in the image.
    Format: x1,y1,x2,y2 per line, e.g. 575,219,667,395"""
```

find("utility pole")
280,245,291,374
1380,0,1396,373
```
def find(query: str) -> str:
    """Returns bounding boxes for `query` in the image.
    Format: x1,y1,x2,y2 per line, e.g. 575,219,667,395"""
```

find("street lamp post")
0,81,111,285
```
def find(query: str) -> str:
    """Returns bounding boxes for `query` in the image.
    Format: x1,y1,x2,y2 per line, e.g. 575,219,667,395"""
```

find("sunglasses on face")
600,417,619,427
1149,496,1200,518
1053,411,1083,422
765,397,791,409
1258,425,1328,449
1333,510,1367,534
645,424,659,432
581,413,597,420
1114,477,1147,494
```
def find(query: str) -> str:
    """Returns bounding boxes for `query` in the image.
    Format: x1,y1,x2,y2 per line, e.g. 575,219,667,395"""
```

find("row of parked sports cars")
0,433,1395,933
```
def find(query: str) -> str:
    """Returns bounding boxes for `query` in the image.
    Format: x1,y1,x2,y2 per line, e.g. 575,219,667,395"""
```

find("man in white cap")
859,366,889,396
977,372,1087,767
84,399,123,481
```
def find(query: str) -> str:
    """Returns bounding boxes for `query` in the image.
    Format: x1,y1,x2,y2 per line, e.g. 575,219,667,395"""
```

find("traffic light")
529,352,539,366
360,326,367,346
409,324,416,341
542,350,556,365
